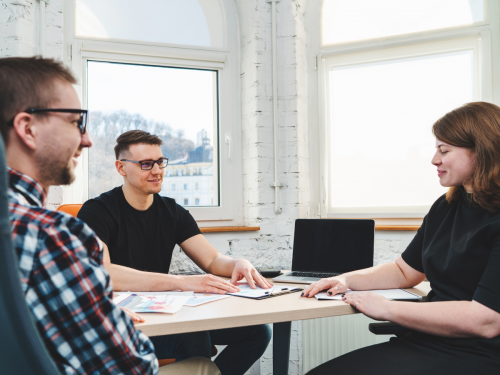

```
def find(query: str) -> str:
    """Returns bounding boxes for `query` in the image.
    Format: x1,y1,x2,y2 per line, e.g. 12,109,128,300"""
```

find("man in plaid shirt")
0,57,219,375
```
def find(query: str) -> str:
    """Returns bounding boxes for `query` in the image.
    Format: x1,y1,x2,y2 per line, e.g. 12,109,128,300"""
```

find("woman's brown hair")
432,102,500,211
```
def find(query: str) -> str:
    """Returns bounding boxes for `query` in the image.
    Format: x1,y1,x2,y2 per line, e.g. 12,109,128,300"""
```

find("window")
64,0,242,224
184,198,189,205
322,0,485,45
195,182,199,190
195,198,200,205
310,0,497,219
183,184,188,191
86,61,218,204
75,0,225,48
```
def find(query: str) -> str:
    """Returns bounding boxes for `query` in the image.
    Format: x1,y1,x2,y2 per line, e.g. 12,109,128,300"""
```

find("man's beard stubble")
37,153,75,187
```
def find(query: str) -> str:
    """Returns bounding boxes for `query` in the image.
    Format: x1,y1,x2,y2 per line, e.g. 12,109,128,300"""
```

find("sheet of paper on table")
184,293,230,307
315,288,422,301
113,292,193,313
227,283,303,299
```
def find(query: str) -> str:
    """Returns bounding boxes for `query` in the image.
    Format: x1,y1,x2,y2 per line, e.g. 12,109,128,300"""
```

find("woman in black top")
303,102,500,375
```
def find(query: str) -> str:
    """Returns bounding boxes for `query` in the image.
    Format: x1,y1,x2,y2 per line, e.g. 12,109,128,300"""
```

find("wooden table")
136,281,431,375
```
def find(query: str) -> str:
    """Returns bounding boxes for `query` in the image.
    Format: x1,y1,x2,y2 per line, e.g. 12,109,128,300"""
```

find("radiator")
302,314,391,373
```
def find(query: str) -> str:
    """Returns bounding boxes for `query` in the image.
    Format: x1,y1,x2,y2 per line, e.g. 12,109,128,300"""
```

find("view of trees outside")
86,61,218,205
88,110,196,199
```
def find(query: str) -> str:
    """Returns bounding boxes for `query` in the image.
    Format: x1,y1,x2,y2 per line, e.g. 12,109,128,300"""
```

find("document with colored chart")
114,292,192,314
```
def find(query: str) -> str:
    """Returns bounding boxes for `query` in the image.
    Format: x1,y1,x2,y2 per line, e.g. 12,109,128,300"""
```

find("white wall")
0,1,416,374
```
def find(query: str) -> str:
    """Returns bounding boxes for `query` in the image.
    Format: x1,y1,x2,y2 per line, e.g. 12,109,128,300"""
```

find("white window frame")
62,0,243,225
307,0,500,224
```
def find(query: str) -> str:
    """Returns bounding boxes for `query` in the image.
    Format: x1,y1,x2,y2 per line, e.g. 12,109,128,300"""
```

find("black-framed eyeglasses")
7,108,88,134
120,157,169,170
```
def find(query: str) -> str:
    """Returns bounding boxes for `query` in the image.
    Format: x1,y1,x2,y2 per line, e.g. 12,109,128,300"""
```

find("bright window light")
76,0,225,48
329,50,475,212
87,61,219,207
322,0,484,45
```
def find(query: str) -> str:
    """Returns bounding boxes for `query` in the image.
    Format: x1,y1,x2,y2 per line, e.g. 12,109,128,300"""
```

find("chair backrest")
56,203,83,217
0,135,61,374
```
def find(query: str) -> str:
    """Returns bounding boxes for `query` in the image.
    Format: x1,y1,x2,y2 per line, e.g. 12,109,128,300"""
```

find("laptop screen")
291,219,374,273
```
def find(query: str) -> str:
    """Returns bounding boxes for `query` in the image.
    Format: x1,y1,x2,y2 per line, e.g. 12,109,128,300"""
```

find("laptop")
273,219,374,284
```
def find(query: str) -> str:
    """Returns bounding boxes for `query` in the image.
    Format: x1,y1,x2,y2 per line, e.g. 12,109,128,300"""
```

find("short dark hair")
0,57,76,144
114,130,163,159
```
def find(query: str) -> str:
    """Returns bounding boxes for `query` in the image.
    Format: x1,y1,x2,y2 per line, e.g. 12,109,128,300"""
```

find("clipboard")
227,286,304,300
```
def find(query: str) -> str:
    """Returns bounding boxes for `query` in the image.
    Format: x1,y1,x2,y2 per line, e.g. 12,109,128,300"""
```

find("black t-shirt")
402,187,500,354
77,186,201,273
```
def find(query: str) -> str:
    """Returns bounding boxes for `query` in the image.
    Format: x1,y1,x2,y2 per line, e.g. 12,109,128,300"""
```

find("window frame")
307,0,500,222
63,0,243,225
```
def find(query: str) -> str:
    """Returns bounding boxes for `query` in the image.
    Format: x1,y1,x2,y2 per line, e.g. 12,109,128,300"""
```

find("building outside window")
162,130,214,206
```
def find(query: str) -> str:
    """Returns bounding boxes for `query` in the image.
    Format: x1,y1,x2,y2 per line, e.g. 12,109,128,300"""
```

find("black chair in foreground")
0,134,60,374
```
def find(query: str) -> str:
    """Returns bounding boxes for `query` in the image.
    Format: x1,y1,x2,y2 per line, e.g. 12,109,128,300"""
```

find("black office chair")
368,322,411,337
0,134,60,374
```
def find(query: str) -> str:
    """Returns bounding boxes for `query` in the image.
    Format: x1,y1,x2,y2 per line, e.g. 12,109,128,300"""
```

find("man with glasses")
0,57,219,375
78,129,272,375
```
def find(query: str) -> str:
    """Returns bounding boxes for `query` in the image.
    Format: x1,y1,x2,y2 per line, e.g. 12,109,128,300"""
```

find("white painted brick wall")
0,0,62,59
1,1,417,374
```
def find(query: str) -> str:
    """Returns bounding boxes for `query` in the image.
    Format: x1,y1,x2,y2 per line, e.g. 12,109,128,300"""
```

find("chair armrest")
368,322,410,335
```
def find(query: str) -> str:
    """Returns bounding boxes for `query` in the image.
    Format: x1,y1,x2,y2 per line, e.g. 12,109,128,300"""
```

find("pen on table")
265,288,288,295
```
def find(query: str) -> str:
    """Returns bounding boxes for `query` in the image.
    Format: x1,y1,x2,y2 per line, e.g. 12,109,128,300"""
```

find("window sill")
376,225,420,231
199,226,260,233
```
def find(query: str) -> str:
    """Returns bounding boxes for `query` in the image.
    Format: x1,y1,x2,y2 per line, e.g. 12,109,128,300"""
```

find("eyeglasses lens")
141,161,154,170
79,112,88,134
140,158,168,170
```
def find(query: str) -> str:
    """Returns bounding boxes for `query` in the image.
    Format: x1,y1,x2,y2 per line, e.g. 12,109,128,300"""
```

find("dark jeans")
149,324,272,375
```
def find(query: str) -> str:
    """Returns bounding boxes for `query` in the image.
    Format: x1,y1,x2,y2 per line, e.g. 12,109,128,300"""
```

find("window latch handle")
225,132,231,158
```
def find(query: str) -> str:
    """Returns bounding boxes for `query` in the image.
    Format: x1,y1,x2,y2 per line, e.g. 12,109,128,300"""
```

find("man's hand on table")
230,259,273,289
120,306,145,323
180,274,241,294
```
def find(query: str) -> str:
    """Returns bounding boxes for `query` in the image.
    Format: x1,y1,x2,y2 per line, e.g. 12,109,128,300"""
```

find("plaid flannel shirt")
8,168,158,375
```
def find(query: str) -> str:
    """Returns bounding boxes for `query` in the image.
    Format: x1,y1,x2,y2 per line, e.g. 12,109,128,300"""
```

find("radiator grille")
302,314,390,373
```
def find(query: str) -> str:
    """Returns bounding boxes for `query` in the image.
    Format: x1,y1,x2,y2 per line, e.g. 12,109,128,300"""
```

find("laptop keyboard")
289,272,341,278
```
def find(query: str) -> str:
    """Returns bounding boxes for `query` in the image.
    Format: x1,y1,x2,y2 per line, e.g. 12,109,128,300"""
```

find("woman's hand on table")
301,276,348,298
342,292,392,321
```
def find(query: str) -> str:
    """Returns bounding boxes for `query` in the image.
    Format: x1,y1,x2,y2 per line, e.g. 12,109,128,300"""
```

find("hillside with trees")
88,110,195,198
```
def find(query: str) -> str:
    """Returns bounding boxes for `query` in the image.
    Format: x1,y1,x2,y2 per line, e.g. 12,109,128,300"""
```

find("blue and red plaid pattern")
8,168,158,375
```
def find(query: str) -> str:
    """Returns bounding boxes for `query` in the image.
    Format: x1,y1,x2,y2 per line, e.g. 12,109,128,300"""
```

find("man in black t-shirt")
78,130,272,375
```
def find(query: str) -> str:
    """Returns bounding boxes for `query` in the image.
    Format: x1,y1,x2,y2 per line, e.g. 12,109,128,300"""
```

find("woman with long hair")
304,102,500,374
